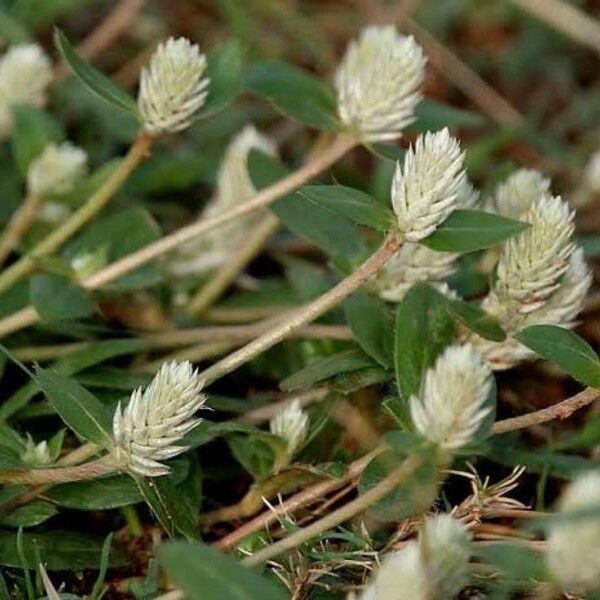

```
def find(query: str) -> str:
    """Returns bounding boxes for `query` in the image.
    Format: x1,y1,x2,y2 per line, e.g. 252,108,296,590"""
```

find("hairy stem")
199,231,403,385
0,135,354,339
0,194,45,267
0,455,115,485
243,454,421,566
0,132,151,297
185,214,280,316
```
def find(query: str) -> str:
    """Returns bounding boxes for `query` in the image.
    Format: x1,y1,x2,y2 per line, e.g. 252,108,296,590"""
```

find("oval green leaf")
423,209,529,252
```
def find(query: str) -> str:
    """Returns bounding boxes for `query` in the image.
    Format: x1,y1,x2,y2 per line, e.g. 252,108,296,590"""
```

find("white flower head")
270,399,309,456
112,360,206,476
0,44,52,136
359,542,428,600
166,125,276,278
27,142,88,197
358,514,472,600
373,242,457,302
546,471,600,593
392,129,465,242
138,37,209,135
335,25,426,141
489,168,551,219
494,195,575,314
420,514,472,598
410,344,493,450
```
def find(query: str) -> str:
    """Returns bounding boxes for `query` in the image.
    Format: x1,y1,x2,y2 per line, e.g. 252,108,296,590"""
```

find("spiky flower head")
335,25,426,141
166,125,275,278
373,243,457,302
488,168,551,219
546,471,600,594
494,195,575,314
270,399,309,456
420,514,472,597
0,44,52,136
112,361,206,477
27,142,88,197
410,344,492,450
358,514,472,600
138,37,209,135
392,129,465,242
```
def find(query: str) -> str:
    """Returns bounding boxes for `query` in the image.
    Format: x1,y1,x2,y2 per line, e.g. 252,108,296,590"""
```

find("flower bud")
112,360,206,477
410,344,492,450
21,437,52,467
138,37,209,135
358,514,472,599
546,472,600,594
392,129,465,242
335,25,426,141
27,142,88,197
269,399,309,457
488,168,551,219
0,44,52,136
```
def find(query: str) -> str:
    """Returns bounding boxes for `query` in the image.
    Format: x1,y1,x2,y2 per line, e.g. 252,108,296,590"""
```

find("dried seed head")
488,168,551,219
410,344,492,450
138,37,209,135
269,399,309,456
373,242,457,302
112,361,206,477
335,25,426,141
546,472,600,594
167,125,275,278
0,44,52,136
420,514,472,598
392,129,465,242
494,195,575,314
358,514,472,600
27,142,88,197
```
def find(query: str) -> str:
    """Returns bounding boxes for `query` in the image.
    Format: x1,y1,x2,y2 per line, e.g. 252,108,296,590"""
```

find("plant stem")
185,214,280,316
0,132,151,296
0,194,45,267
242,454,421,566
81,135,356,290
122,505,144,537
199,231,403,385
0,455,115,485
0,135,354,339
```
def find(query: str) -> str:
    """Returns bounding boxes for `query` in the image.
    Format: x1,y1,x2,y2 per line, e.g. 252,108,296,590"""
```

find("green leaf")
54,29,137,115
248,151,367,267
298,185,396,231
35,368,112,445
160,542,287,600
515,325,600,387
135,475,199,541
394,284,455,401
343,291,394,367
197,40,243,120
30,274,95,322
0,530,126,571
48,459,189,510
445,297,506,342
280,348,376,391
12,106,64,176
423,209,529,252
0,8,31,43
244,60,338,131
65,208,162,291
0,499,57,528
